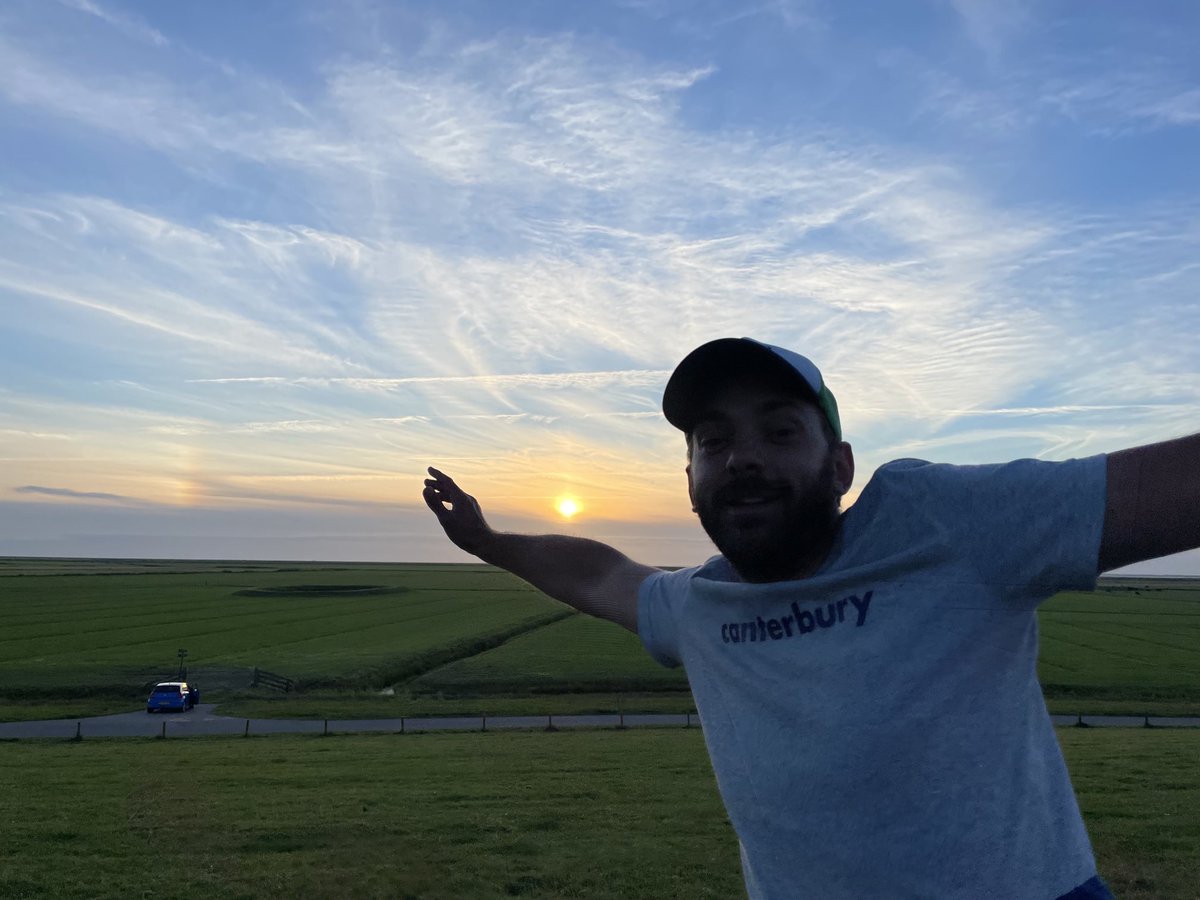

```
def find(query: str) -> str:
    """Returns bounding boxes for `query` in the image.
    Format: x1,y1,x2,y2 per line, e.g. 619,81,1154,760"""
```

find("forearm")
474,531,649,630
423,467,653,631
1102,432,1200,571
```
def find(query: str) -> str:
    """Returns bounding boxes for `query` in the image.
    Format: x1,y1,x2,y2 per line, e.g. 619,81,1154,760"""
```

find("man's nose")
724,438,764,474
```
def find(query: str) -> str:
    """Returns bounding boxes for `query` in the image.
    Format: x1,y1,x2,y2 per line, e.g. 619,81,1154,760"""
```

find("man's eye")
697,436,727,453
769,427,796,441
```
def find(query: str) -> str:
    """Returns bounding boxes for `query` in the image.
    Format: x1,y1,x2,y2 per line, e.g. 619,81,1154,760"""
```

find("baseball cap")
662,337,842,441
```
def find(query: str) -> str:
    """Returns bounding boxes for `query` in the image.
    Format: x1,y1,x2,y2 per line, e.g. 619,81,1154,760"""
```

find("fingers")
422,485,449,517
423,466,465,515
425,466,461,495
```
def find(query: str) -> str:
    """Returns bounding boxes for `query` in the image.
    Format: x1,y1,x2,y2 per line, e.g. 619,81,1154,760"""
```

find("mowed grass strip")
1060,728,1200,899
410,614,690,695
1038,587,1200,709
410,583,1200,712
218,690,698,721
0,729,1196,899
0,730,743,900
0,564,568,695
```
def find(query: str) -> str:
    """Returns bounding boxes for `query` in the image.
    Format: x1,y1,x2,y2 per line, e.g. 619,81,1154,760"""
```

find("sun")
555,496,581,519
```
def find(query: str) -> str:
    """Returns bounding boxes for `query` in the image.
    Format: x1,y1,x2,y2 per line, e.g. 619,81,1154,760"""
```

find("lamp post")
177,648,188,680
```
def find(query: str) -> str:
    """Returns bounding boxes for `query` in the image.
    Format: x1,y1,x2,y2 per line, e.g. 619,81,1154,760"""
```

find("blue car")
146,681,194,713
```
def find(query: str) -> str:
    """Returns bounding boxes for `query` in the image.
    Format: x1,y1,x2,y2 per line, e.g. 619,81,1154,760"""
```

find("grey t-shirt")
638,456,1108,900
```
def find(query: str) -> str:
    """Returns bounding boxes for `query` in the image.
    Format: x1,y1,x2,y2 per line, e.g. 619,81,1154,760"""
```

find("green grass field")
1,559,1198,721
0,728,1196,899
0,560,569,701
408,613,689,696
1039,585,1200,710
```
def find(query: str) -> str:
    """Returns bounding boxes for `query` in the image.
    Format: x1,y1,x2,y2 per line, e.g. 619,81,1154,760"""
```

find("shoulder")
850,458,941,514
639,556,747,606
849,456,1105,533
863,456,1103,497
641,560,712,595
638,563,714,668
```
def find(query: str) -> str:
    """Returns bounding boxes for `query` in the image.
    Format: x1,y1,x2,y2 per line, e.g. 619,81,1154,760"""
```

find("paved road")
2,708,1199,741
0,705,700,740
1049,713,1200,729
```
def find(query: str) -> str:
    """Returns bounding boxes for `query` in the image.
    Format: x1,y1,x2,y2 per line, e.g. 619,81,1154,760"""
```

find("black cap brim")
662,338,820,432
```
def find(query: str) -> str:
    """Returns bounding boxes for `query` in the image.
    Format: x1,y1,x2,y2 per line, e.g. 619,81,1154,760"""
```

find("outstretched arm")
422,467,656,633
1099,433,1200,572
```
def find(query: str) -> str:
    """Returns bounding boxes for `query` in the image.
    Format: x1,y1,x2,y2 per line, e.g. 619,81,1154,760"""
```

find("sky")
1,0,1198,573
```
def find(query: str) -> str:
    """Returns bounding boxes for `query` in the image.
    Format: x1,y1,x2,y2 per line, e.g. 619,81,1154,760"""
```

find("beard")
694,454,841,583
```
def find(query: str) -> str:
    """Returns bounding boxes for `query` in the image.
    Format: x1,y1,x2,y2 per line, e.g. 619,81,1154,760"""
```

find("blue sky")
1,0,1197,573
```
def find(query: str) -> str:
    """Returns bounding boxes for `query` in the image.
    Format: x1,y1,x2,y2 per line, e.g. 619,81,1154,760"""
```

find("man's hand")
423,467,493,556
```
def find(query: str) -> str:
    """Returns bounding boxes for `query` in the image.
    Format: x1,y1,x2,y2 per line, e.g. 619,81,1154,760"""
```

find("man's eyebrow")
757,399,807,415
691,398,805,429
691,411,729,430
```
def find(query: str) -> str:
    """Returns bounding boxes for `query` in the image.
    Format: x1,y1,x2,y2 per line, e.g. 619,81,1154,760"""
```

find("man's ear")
686,463,697,512
832,442,855,498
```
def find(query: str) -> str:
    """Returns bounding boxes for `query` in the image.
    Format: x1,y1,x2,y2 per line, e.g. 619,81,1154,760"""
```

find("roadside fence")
251,667,294,693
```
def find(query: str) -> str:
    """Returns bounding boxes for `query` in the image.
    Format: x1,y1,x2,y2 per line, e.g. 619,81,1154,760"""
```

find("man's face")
686,375,853,583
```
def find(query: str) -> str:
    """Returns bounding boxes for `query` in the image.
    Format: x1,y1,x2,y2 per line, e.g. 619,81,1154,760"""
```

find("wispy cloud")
54,0,169,47
190,371,671,389
16,484,140,503
944,0,1032,61
1040,72,1200,133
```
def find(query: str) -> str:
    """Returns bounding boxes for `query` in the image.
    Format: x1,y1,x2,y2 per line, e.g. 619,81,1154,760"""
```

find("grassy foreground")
0,729,742,900
0,728,1198,899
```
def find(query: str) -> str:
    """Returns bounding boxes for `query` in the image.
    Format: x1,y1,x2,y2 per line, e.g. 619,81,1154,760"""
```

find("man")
424,337,1199,899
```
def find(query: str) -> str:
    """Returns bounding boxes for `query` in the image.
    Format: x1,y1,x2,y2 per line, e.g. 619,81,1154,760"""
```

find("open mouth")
717,484,787,510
